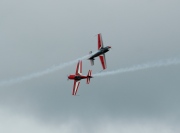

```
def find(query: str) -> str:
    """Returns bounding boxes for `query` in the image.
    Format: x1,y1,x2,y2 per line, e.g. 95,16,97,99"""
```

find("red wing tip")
102,66,107,70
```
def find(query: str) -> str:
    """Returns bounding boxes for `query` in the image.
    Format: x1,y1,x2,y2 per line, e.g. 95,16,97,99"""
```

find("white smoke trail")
0,54,90,86
93,58,180,77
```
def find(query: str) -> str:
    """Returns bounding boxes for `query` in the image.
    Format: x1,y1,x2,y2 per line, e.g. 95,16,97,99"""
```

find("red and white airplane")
68,60,93,96
88,33,111,70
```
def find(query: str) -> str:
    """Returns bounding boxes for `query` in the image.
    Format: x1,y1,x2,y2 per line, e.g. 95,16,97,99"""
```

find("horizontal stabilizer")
87,70,92,84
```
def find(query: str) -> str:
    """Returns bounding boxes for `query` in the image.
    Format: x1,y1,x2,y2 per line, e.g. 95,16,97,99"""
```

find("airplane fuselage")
68,75,92,81
89,46,110,60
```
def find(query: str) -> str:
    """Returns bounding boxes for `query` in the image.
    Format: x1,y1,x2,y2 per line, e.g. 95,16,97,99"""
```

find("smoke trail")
93,58,180,77
0,54,90,86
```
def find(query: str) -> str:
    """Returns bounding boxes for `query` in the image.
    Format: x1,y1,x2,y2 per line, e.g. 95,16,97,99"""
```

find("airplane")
68,60,93,96
88,33,111,70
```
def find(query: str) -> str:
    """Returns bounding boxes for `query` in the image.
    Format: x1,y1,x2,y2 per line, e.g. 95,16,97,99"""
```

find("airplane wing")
98,33,104,50
99,54,107,70
72,80,80,95
75,60,82,75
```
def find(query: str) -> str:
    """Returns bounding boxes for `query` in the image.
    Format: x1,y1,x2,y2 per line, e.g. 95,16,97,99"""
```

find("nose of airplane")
68,75,74,80
108,46,111,49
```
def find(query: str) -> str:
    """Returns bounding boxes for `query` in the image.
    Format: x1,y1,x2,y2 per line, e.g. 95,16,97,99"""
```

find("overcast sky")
0,0,180,133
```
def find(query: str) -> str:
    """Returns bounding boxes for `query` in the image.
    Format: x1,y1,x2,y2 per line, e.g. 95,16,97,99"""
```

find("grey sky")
0,0,180,133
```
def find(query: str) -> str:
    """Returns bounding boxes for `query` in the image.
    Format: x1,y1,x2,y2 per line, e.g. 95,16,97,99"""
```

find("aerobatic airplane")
68,60,93,96
88,33,111,70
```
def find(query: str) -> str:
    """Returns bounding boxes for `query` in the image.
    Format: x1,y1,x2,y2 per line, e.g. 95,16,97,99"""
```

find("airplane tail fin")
87,70,92,84
90,59,94,66
89,51,94,65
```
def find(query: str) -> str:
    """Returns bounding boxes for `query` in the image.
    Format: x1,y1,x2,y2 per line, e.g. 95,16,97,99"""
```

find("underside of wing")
99,54,107,70
98,33,104,50
75,60,82,75
72,80,80,95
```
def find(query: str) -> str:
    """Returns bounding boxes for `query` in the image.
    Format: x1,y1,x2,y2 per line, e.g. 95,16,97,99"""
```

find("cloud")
0,107,82,133
0,107,178,133
0,0,180,133
95,118,175,133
